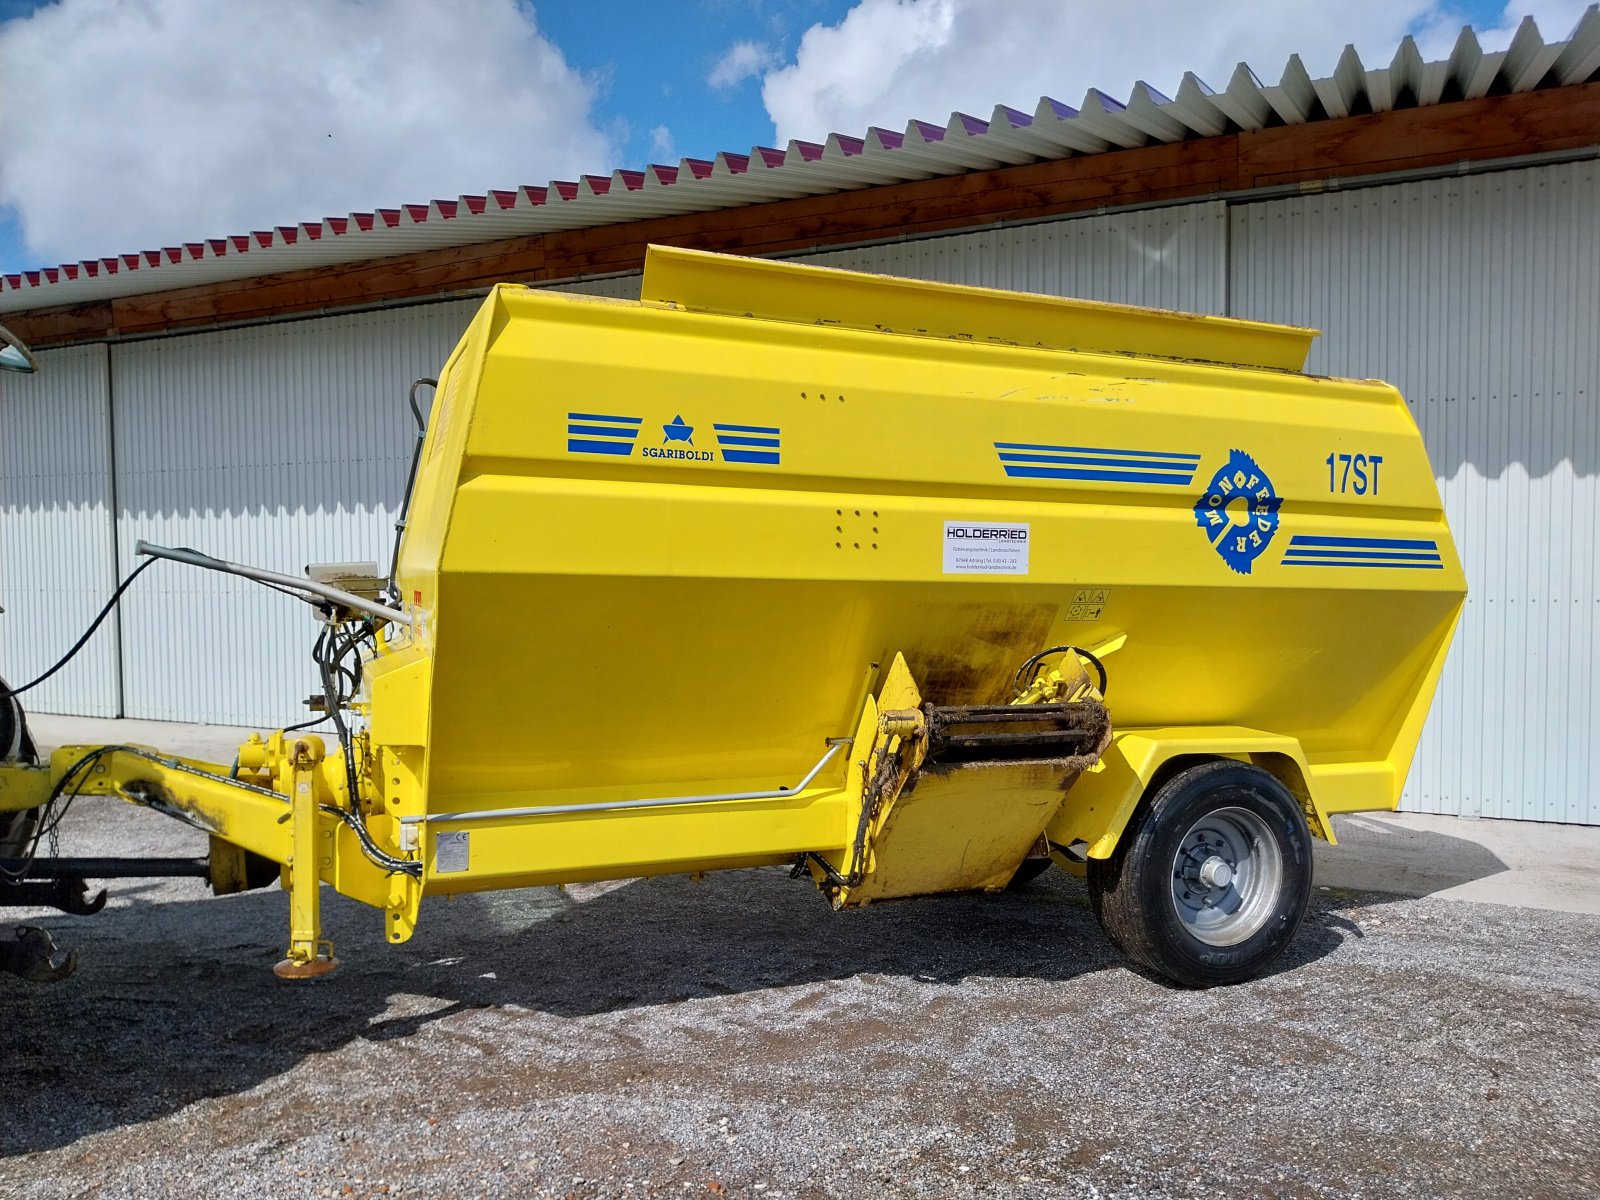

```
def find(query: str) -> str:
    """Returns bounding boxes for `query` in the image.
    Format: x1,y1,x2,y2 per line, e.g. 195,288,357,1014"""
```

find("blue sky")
537,0,857,162
0,0,1565,275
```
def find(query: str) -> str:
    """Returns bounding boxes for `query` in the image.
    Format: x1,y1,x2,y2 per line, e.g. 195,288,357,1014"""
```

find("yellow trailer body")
383,246,1459,865
0,247,1464,988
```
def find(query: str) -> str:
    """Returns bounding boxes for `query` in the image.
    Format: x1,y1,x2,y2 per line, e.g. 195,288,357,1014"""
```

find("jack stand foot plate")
273,955,340,979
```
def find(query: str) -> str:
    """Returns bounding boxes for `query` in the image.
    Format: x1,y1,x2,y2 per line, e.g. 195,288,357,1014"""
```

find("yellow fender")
1045,726,1336,858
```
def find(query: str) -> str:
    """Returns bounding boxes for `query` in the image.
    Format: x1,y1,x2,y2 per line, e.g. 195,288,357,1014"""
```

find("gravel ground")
3,796,1599,1200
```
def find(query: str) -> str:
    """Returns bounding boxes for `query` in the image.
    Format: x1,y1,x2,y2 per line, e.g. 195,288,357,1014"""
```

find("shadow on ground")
0,808,1516,1160
1313,813,1509,898
0,849,1390,1159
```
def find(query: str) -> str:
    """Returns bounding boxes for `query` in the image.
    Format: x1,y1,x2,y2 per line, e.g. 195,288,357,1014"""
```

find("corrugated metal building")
2,14,1597,823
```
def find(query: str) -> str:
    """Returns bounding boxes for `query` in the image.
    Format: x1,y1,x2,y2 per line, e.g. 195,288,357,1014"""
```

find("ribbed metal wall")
0,344,120,716
539,274,643,299
799,202,1228,314
519,204,1232,308
110,300,479,725
1230,160,1600,824
11,169,1596,825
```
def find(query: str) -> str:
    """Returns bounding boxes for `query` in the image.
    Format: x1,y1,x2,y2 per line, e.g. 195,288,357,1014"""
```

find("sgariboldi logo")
567,413,782,466
641,414,714,461
1193,449,1281,575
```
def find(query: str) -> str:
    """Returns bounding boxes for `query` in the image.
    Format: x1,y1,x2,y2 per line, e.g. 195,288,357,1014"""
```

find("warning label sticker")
1065,586,1111,621
943,521,1030,575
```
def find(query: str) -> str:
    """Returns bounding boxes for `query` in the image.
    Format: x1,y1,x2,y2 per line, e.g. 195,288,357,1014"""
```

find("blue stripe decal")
567,412,642,425
714,424,781,466
999,451,1201,471
1284,560,1445,570
1289,535,1439,551
1003,466,1196,485
1284,549,1442,562
567,411,643,456
1282,534,1444,568
995,442,1199,485
566,438,636,456
995,442,1201,461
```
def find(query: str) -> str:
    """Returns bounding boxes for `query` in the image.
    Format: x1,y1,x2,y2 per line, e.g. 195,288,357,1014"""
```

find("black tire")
0,680,38,859
1087,759,1312,988
0,682,36,766
0,810,36,860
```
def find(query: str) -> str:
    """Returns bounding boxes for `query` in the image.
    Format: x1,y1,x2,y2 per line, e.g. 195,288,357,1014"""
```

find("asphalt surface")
3,794,1598,1200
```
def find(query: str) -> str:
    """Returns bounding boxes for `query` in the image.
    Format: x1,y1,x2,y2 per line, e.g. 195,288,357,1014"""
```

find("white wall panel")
0,344,120,716
110,299,479,726
539,274,642,299
798,202,1229,314
521,204,1230,310
1230,161,1600,824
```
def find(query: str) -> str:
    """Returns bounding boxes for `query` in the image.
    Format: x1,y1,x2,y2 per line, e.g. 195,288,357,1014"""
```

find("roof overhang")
3,11,1598,339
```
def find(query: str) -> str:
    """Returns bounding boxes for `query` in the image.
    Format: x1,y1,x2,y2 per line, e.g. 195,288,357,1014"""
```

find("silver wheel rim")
1170,805,1282,947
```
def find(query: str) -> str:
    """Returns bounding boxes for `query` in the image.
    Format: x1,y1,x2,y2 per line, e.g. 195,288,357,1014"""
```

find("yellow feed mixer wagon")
0,248,1464,988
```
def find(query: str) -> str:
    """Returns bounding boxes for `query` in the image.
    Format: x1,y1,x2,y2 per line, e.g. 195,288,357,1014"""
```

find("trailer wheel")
0,811,35,859
0,682,38,859
1087,760,1312,988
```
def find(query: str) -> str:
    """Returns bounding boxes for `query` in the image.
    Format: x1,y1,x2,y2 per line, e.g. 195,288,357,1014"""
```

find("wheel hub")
1197,854,1233,890
1169,806,1284,947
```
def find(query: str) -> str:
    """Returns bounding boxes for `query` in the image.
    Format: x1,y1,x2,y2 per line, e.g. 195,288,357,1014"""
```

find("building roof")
3,9,1598,315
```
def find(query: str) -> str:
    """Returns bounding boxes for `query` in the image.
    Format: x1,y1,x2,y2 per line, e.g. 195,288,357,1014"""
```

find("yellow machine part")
0,765,50,814
380,246,1461,885
819,651,1111,906
0,245,1465,971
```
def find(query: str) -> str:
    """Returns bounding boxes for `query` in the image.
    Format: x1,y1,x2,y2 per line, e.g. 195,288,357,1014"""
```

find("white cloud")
0,0,617,265
709,39,779,91
759,0,1593,145
650,124,676,159
1469,0,1594,47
